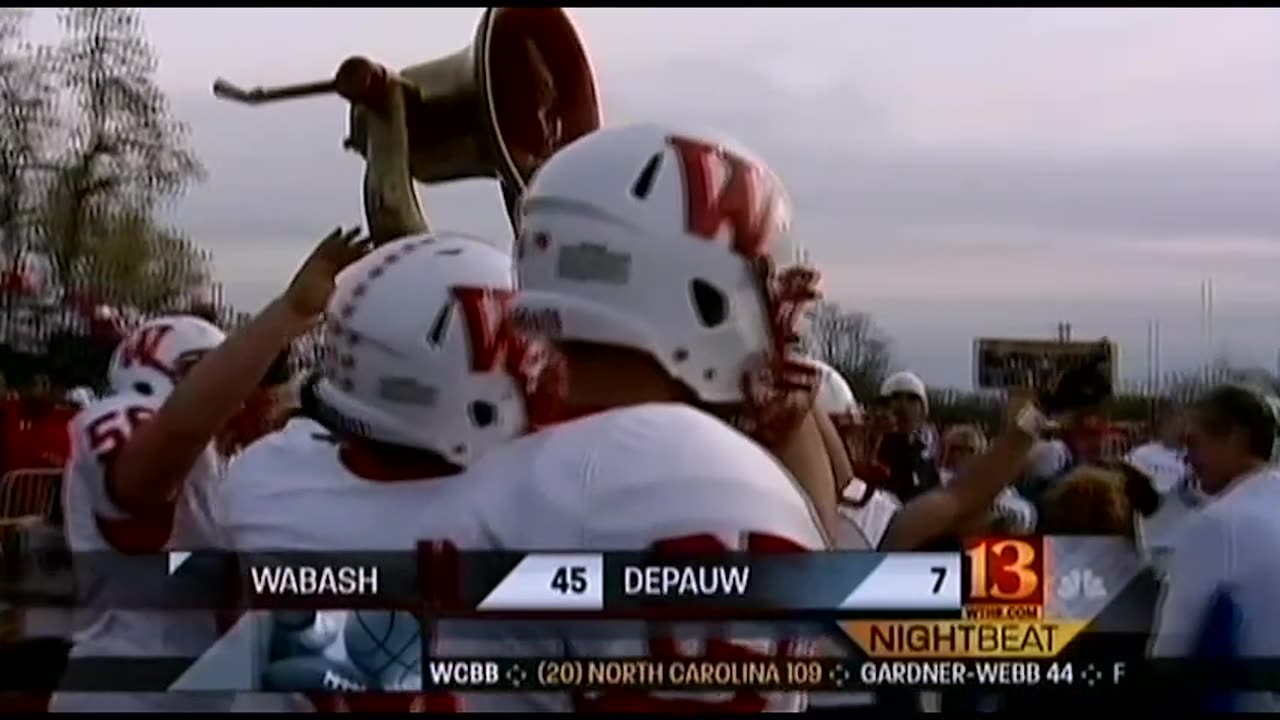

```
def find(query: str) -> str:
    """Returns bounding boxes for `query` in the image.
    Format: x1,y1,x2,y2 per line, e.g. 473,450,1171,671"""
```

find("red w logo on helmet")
453,287,564,428
118,324,176,379
453,288,520,374
667,135,787,260
667,136,819,443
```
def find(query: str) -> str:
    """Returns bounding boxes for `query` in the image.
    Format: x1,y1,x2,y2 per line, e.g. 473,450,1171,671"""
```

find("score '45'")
964,538,1044,606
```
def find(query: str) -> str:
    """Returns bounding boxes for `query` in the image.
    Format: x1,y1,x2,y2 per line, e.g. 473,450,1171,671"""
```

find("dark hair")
1115,461,1161,518
1194,384,1277,460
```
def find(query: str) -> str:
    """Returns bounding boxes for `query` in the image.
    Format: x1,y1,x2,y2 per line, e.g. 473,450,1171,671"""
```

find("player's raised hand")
736,264,824,446
283,227,371,320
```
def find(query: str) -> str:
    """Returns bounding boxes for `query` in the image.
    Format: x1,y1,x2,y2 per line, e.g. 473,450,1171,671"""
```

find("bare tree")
804,300,895,401
0,10,56,284
41,7,209,312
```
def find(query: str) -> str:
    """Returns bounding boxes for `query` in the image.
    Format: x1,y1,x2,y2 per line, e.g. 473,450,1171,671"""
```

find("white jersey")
52,391,227,713
216,416,489,711
1151,466,1280,711
435,403,828,713
1126,442,1189,494
217,416,486,552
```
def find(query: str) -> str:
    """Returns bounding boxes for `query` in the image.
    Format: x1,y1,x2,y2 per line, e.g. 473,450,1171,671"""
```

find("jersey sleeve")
66,396,178,553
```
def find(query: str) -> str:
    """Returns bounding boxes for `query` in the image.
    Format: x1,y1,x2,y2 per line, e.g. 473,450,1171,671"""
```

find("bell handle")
212,78,338,105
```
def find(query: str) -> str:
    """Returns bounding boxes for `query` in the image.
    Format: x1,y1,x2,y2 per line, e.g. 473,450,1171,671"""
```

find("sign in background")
973,338,1117,391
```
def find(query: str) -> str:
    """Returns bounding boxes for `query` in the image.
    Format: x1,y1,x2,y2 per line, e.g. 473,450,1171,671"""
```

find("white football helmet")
313,233,535,466
514,122,814,405
107,315,226,398
814,360,863,425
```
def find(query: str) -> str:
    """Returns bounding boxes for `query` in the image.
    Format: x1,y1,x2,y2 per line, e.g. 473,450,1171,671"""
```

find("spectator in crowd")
1039,465,1137,538
1150,385,1280,712
941,425,1036,536
938,424,983,486
1000,462,1160,713
1019,411,1108,512
1066,414,1107,466
873,371,941,503
1126,405,1190,494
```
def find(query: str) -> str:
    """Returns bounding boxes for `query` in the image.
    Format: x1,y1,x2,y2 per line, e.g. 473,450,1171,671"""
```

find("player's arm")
767,410,839,542
110,228,367,511
813,408,856,496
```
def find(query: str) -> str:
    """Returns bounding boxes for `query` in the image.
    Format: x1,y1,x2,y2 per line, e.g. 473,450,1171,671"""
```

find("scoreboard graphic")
464,550,963,614
0,535,1152,693
147,535,1155,694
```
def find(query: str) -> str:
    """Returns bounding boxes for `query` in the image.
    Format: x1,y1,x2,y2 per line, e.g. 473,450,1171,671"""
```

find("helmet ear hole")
134,382,153,396
469,401,497,429
689,279,728,329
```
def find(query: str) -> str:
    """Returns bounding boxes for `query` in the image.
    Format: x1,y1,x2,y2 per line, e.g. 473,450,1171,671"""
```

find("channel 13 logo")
963,538,1044,606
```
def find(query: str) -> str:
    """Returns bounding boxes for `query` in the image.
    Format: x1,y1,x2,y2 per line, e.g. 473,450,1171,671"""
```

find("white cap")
879,370,928,414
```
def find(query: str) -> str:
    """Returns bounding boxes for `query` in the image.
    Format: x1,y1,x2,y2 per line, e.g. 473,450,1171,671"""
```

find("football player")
52,314,229,713
174,233,545,710
431,124,834,713
50,228,367,713
216,233,538,552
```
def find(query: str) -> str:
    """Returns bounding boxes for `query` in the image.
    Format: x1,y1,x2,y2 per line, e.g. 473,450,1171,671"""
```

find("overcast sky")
24,8,1280,388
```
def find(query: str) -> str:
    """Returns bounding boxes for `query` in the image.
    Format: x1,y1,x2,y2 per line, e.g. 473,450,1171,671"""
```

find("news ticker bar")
1,550,963,614
21,657,1280,694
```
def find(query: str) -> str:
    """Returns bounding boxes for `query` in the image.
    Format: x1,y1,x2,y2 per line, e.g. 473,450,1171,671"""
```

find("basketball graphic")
343,609,422,690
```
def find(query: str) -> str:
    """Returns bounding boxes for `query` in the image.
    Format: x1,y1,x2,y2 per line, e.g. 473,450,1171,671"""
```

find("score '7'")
930,566,946,594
